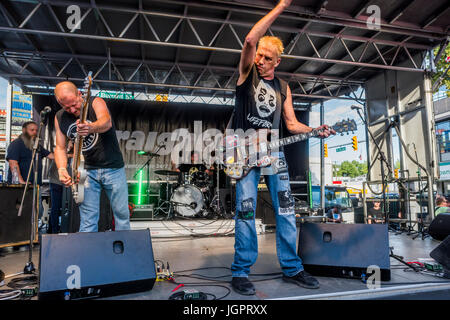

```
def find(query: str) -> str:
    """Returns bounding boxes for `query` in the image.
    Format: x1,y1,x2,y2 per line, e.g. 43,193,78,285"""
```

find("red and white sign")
446,56,450,63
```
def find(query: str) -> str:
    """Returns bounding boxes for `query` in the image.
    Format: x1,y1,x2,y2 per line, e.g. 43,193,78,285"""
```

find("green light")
137,150,146,155
137,169,144,205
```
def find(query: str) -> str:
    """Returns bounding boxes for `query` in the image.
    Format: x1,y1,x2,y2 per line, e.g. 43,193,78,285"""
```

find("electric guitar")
72,72,93,204
221,119,357,180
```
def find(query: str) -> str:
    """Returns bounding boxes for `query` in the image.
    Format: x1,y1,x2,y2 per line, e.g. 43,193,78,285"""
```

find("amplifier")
0,185,37,248
131,204,155,220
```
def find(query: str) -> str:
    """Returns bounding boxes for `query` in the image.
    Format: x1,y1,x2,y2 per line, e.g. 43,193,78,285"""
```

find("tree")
432,43,450,96
338,161,359,178
336,161,368,178
356,161,368,176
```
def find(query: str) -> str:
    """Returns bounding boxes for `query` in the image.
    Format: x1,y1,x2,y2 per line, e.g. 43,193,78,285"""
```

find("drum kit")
154,167,228,218
136,164,228,219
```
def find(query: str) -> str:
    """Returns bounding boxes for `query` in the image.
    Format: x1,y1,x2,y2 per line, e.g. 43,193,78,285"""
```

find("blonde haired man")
229,0,334,295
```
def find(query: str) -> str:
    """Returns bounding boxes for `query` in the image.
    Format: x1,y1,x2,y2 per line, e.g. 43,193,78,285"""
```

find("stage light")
138,169,144,205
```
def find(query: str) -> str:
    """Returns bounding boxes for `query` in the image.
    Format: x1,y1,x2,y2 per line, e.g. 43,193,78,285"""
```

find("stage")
1,230,449,300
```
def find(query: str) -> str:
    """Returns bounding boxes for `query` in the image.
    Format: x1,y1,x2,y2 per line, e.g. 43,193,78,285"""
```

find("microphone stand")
354,106,394,229
17,111,49,274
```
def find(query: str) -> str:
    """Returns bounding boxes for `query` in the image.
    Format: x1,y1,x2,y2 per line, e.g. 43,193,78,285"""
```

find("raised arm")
237,0,291,86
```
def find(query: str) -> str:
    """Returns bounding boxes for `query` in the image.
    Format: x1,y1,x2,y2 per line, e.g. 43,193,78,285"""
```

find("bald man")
54,81,130,232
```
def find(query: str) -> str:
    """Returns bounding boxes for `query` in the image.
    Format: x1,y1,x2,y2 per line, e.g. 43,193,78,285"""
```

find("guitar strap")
271,77,283,131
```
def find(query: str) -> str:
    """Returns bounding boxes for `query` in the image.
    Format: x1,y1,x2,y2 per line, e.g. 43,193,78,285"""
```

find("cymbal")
154,170,180,176
137,151,160,157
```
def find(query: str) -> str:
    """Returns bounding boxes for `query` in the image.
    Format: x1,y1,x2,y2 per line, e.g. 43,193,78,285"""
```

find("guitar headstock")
82,71,93,98
331,118,357,136
79,71,93,122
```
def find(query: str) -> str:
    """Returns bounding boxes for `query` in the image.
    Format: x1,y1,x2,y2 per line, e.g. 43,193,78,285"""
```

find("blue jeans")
231,152,304,277
79,167,130,232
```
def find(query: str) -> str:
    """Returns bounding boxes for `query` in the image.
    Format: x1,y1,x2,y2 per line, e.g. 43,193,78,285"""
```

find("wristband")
58,168,67,172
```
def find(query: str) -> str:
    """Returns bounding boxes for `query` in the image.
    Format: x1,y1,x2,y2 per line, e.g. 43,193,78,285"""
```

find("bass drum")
171,184,205,217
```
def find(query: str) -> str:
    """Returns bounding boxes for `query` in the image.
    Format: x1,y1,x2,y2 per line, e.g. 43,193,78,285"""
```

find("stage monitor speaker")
428,213,450,241
39,229,156,300
298,223,391,281
430,235,450,278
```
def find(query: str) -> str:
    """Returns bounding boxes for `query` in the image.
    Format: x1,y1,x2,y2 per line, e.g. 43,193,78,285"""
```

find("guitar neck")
268,129,319,150
72,81,91,176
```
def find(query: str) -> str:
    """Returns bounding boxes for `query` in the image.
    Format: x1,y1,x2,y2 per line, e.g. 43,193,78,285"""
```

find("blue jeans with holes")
79,167,130,232
231,152,304,278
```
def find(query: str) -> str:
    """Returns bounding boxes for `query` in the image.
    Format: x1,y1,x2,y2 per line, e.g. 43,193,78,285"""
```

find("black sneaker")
231,277,256,295
283,271,320,289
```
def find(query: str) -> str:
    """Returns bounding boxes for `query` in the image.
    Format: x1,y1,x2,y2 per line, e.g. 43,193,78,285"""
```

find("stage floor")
1,230,449,300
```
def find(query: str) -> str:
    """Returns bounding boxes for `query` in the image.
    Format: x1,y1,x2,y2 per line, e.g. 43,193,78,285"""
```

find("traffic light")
352,136,357,151
324,144,328,157
394,168,399,179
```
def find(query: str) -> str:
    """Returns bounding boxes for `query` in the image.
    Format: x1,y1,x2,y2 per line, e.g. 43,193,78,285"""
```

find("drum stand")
209,164,225,218
154,173,173,218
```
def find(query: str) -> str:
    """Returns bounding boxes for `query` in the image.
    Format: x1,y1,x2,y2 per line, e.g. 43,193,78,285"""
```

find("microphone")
40,106,52,116
351,105,362,110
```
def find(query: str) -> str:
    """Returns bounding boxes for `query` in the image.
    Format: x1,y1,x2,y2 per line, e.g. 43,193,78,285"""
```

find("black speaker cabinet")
428,213,450,241
256,190,275,225
0,185,37,248
430,235,450,278
298,223,391,281
39,229,156,300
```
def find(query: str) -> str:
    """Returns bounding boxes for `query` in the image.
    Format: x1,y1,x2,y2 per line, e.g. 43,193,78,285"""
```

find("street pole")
4,81,13,181
320,100,325,211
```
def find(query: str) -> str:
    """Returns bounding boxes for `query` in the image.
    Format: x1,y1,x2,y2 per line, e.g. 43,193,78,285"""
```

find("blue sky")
309,95,368,164
0,77,7,110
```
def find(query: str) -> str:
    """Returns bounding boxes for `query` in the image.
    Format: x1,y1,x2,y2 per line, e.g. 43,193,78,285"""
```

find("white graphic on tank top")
67,120,99,152
254,80,276,118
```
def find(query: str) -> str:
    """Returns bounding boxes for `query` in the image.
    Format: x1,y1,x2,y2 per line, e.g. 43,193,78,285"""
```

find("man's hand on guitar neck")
76,119,93,136
314,124,336,139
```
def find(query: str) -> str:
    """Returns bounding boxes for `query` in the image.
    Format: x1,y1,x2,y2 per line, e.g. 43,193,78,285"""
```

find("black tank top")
232,64,287,131
55,97,124,169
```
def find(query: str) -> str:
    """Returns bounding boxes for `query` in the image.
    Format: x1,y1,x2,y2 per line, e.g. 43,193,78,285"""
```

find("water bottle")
12,170,19,184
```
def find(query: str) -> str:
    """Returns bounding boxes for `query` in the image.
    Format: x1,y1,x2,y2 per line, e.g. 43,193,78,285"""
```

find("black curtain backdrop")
33,95,309,181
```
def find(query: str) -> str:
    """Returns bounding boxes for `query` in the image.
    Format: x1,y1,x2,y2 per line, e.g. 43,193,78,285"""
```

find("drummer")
172,150,213,178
